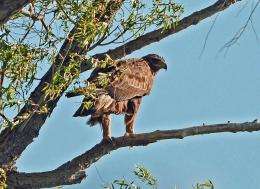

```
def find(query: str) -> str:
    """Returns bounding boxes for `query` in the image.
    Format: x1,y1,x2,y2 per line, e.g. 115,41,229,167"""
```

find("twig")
20,9,45,21
20,9,50,33
55,0,76,24
250,17,259,44
199,14,219,59
219,0,260,52
0,113,13,127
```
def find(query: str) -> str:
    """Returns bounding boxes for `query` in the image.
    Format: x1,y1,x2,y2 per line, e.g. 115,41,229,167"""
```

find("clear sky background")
16,0,260,188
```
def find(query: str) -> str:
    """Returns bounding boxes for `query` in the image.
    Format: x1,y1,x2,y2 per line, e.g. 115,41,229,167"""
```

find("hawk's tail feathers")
87,115,102,126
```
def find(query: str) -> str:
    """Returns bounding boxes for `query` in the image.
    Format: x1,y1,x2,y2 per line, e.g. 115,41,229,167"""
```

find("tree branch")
6,120,260,188
92,0,241,60
20,9,50,33
0,0,31,26
220,0,259,52
20,9,45,21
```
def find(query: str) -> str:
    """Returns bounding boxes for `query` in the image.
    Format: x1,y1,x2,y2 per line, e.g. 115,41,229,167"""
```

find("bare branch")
20,9,50,33
199,14,219,59
220,0,260,51
7,170,86,189
250,17,260,44
20,9,45,21
6,120,260,188
99,28,128,46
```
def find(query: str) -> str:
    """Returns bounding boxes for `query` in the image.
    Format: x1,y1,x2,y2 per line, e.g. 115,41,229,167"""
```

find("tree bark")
0,0,31,25
6,120,260,188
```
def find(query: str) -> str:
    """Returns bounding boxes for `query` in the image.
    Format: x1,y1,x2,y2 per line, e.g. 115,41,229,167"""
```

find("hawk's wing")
107,58,154,101
74,58,154,117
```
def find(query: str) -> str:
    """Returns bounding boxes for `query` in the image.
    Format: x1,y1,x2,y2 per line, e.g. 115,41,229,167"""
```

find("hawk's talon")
101,136,115,146
124,132,136,138
123,132,136,142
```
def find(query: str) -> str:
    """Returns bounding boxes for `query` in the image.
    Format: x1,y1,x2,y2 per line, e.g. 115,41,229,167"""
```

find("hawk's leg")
101,114,112,141
124,97,142,137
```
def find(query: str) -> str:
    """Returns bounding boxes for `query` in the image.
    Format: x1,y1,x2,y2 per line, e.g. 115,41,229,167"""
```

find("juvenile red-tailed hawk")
74,54,167,141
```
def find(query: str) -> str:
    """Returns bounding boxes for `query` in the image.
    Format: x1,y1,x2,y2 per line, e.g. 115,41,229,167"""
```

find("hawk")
73,54,167,141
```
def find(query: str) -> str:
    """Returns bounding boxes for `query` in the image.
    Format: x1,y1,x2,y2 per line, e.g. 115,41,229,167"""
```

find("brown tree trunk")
0,0,31,25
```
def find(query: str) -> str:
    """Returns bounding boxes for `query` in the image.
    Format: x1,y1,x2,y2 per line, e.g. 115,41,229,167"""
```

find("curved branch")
92,0,240,60
6,120,260,188
220,0,259,51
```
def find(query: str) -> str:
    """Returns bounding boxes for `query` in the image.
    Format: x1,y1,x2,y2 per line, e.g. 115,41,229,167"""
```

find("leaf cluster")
101,0,184,46
0,40,45,128
104,165,157,189
193,180,214,189
0,168,7,189
103,165,215,189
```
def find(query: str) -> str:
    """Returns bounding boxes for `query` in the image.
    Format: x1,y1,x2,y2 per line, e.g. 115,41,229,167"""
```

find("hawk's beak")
162,63,167,70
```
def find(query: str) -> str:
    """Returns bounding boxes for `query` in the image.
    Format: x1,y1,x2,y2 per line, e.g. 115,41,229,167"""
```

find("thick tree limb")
0,0,31,25
7,170,86,189
0,0,124,168
6,121,260,188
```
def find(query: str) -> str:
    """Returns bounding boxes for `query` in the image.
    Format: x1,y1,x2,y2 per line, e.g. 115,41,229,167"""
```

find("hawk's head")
142,54,167,73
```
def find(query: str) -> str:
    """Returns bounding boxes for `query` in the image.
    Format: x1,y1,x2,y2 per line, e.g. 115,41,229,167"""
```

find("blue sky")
16,0,260,188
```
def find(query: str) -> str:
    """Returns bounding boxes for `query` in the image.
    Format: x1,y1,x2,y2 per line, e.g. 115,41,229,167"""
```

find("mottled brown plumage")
74,54,167,141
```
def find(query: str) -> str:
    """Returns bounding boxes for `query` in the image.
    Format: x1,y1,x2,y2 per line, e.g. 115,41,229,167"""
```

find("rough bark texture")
6,121,260,188
0,0,31,25
7,171,86,189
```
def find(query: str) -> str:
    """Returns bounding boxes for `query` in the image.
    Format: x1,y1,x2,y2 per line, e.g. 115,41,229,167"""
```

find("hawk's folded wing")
107,59,154,101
